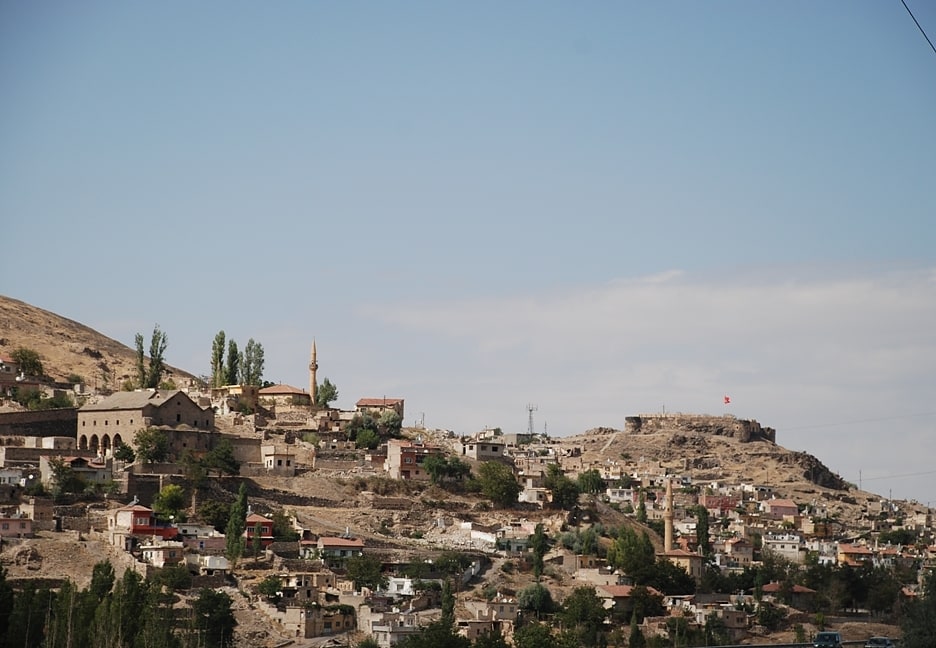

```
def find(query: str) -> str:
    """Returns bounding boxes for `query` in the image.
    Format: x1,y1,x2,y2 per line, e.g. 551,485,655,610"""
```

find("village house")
186,553,230,577
315,536,365,561
107,500,178,548
0,512,32,538
454,437,507,462
384,438,444,481
761,582,817,610
141,540,185,568
356,397,405,421
258,384,311,409
722,536,754,568
39,455,111,488
763,497,800,522
77,389,214,455
262,444,296,475
837,542,875,566
763,532,805,564
245,510,274,548
596,584,664,619
660,548,705,584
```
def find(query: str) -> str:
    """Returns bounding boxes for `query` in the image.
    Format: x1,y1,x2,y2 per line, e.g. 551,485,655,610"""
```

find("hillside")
0,294,195,390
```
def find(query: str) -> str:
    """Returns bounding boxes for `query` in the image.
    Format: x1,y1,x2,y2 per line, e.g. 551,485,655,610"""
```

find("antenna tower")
526,403,538,436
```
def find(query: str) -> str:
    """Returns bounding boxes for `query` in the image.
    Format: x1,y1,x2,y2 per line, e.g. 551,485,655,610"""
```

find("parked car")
864,638,895,648
814,632,843,648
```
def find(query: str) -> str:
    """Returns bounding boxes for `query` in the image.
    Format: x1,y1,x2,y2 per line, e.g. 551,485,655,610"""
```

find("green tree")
345,413,378,441
694,505,712,557
225,483,248,567
10,347,43,377
628,610,646,648
271,510,299,541
514,622,557,648
240,338,264,386
636,494,647,523
316,377,339,407
179,450,208,488
517,582,555,616
355,428,381,450
146,324,168,388
0,565,14,643
258,575,282,601
48,456,86,498
901,571,936,648
225,340,239,386
378,409,402,436
134,427,170,464
211,330,226,387
153,484,186,520
346,554,387,590
558,586,607,647
198,499,231,533
441,579,455,627
113,443,136,463
529,523,549,579
190,588,236,647
478,461,520,508
135,332,147,389
205,437,240,477
577,469,606,495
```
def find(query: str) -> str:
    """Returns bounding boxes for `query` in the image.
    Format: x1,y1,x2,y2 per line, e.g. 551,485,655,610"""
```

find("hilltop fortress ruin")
624,413,777,443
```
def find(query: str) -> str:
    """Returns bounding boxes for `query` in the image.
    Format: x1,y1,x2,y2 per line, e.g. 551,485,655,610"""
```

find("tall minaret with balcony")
664,478,675,551
309,340,318,408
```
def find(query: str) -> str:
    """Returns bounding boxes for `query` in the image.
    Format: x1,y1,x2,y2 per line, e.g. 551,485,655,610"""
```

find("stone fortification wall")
0,409,78,440
624,414,776,443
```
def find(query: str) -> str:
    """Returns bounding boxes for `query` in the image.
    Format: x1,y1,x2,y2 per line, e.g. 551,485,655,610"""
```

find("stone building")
77,389,214,455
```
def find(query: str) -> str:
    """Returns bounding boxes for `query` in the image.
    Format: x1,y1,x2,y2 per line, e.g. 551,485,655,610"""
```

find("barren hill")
0,294,194,389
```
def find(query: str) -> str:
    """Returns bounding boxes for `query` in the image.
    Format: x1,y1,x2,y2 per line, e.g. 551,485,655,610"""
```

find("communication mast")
526,403,538,436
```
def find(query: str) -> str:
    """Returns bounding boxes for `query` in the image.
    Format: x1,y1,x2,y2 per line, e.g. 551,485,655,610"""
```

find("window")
176,413,181,422
105,420,108,426
2,523,8,530
82,421,85,427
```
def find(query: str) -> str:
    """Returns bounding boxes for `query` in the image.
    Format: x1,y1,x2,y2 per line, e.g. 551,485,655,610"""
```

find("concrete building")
384,439,443,481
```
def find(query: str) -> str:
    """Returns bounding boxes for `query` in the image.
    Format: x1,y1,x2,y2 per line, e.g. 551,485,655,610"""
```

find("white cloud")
369,266,936,502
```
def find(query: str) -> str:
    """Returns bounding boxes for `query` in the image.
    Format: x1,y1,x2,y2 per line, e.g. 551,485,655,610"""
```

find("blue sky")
2,2,935,504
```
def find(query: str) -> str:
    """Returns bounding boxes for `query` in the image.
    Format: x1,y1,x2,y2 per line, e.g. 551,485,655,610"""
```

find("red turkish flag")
724,395,731,405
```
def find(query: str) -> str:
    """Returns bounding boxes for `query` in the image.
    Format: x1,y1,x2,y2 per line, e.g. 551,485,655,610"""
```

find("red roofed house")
317,536,365,560
384,438,445,481
837,543,874,566
761,582,817,610
763,498,799,520
356,397,404,420
724,536,754,568
597,584,664,618
244,510,274,547
108,500,178,549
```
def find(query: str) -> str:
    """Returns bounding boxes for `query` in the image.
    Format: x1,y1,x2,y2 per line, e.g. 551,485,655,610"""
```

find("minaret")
309,340,318,407
664,478,674,552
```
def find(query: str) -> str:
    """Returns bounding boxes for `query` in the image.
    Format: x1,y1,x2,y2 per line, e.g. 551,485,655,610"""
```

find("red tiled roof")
246,513,272,523
598,584,663,598
318,536,364,548
356,398,403,407
839,543,873,554
258,384,308,396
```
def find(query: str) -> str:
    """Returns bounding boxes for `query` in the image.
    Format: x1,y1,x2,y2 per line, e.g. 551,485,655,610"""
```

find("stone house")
77,389,214,455
141,540,185,568
454,438,507,462
356,397,404,421
258,384,311,409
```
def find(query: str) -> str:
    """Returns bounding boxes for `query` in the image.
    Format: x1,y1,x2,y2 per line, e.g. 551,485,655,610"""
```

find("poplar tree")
240,338,264,386
211,330,226,387
225,483,248,567
224,340,239,386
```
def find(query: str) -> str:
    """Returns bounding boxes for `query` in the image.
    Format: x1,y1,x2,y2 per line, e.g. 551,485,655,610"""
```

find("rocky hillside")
0,294,194,390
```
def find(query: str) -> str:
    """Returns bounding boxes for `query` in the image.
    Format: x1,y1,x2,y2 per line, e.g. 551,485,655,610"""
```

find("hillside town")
0,341,933,647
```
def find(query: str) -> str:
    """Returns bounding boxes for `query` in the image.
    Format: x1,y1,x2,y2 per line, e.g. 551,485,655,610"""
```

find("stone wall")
0,409,78,441
624,414,776,443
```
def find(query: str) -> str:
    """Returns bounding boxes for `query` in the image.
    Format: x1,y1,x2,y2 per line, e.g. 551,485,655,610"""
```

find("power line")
901,0,936,56
857,468,936,482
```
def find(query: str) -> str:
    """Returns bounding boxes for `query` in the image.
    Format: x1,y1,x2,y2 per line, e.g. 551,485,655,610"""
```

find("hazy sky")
2,2,935,504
